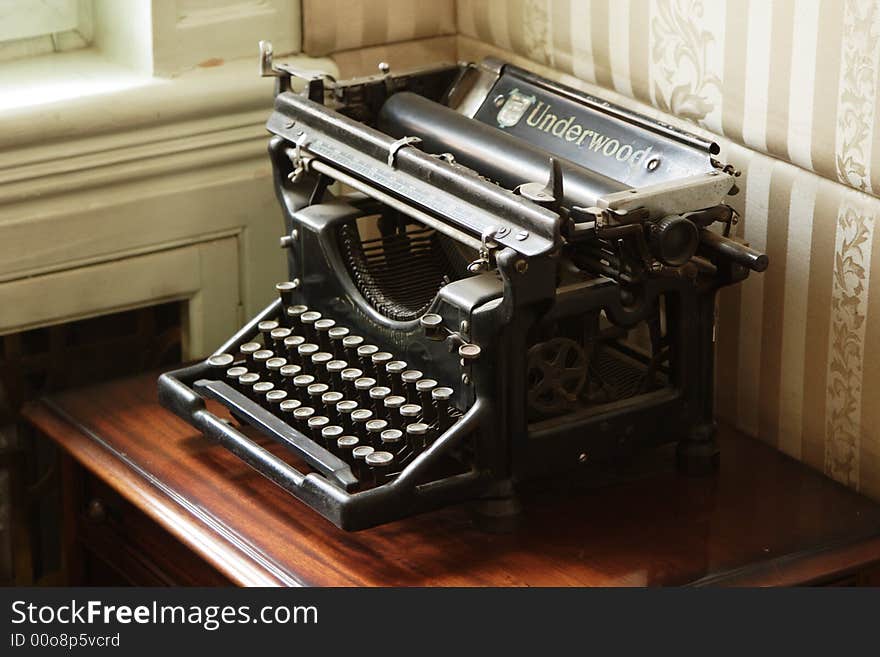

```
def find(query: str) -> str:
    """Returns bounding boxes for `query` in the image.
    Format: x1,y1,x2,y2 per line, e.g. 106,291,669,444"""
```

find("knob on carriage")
649,214,699,267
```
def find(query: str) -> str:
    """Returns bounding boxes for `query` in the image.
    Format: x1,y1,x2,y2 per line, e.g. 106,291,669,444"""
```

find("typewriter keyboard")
203,283,461,489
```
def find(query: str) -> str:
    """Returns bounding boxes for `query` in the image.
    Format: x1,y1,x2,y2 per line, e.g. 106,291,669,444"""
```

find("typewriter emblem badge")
496,88,536,128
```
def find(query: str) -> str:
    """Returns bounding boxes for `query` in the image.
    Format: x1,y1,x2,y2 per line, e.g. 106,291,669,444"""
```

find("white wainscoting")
0,54,336,358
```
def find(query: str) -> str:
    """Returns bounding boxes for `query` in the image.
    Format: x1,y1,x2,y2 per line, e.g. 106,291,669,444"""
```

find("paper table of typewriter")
159,44,767,530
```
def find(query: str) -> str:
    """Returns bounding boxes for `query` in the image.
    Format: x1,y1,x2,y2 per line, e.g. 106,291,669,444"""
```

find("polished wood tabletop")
22,371,880,586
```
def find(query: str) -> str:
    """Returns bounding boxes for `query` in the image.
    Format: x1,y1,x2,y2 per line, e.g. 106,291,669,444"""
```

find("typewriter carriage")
159,48,766,530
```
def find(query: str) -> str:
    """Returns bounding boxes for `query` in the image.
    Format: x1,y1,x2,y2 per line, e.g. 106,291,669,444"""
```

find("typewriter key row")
208,292,460,486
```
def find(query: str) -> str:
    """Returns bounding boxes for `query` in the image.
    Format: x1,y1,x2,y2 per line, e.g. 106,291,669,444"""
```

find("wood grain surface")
22,372,880,586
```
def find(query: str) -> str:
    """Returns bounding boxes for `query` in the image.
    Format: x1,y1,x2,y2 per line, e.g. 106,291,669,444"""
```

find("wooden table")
21,371,880,586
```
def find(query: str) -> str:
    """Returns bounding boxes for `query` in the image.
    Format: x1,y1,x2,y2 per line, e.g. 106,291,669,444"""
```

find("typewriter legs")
469,480,521,533
675,422,720,476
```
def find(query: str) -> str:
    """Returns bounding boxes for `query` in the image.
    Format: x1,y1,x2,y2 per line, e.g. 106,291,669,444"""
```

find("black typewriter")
159,43,768,531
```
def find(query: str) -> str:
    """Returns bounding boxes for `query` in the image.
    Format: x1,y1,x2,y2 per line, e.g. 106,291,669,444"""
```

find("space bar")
193,379,358,492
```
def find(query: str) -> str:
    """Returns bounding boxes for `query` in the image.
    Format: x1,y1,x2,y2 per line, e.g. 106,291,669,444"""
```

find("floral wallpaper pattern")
650,0,722,127
825,201,875,488
836,0,880,192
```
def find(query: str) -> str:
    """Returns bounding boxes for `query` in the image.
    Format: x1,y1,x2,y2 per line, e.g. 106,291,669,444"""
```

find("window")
0,0,93,63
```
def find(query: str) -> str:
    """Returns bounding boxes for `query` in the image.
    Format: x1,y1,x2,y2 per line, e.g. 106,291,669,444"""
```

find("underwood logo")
496,88,536,127
519,100,655,167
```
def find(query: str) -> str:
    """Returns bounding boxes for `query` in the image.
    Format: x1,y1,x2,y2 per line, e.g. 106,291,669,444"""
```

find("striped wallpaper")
300,1,880,501
301,0,456,56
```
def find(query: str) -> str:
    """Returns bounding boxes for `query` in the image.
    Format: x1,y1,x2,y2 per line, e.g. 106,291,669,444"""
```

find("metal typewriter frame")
160,49,766,531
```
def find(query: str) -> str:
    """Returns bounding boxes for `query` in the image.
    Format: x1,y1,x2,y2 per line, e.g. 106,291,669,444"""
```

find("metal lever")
515,157,563,211
259,40,333,101
467,226,500,273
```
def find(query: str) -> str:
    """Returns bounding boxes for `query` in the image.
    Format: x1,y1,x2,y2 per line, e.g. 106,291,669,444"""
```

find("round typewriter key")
238,372,260,387
368,385,391,417
401,370,423,401
311,352,333,381
307,415,330,443
336,400,358,432
279,363,302,388
314,318,336,350
286,304,309,325
283,334,305,354
365,419,388,446
239,374,260,398
405,422,430,451
307,382,329,404
386,360,407,373
351,409,373,436
385,360,407,394
365,450,394,483
279,398,302,415
297,343,319,373
300,311,321,340
400,404,422,421
432,387,453,430
207,353,234,371
258,320,279,343
270,327,292,351
275,281,298,308
357,345,379,374
292,406,315,424
342,335,364,362
458,343,482,362
293,374,315,392
265,357,287,383
265,389,288,408
325,359,348,388
337,435,359,459
416,378,438,421
239,341,261,365
369,385,391,401
380,428,403,452
252,380,275,400
432,387,453,400
384,395,406,427
354,376,376,406
379,429,403,454
341,367,363,398
420,313,444,340
371,352,393,382
328,326,350,353
225,366,249,385
321,390,344,421
321,425,343,450
351,445,375,480
371,351,392,364
253,349,274,370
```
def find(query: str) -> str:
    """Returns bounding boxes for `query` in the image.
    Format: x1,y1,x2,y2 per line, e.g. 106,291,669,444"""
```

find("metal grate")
337,217,456,321
592,349,651,401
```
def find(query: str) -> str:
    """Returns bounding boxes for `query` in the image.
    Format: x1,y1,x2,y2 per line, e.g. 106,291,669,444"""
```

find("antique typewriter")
159,43,768,530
